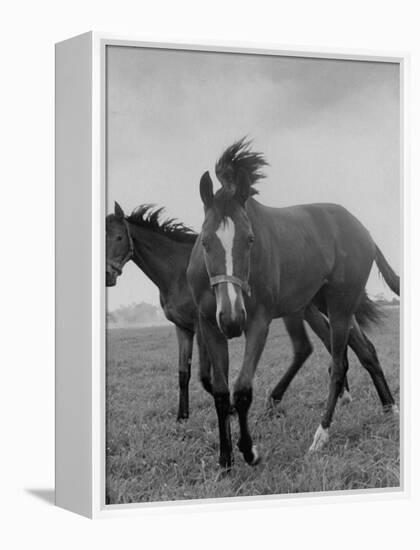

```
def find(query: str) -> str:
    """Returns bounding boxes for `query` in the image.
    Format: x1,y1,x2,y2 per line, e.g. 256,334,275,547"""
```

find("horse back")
247,200,376,314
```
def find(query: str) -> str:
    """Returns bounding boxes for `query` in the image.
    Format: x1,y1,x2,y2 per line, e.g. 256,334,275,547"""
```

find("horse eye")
116,235,123,242
248,235,255,245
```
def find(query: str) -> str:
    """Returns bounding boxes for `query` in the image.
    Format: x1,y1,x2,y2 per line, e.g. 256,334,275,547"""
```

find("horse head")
105,202,133,286
198,169,255,338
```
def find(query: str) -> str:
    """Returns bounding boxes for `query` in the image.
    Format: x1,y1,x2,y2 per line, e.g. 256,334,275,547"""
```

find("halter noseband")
209,274,251,297
107,218,134,275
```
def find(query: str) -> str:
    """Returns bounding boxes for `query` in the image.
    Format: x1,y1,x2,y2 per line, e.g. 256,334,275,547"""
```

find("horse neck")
246,197,280,264
128,222,193,293
246,198,265,235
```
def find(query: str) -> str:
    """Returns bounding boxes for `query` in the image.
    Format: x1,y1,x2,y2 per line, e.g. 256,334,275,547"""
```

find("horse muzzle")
106,258,126,287
106,267,118,287
213,280,247,339
218,310,246,339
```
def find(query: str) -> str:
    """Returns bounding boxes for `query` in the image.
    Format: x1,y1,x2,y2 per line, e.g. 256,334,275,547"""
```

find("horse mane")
127,204,197,244
215,137,268,198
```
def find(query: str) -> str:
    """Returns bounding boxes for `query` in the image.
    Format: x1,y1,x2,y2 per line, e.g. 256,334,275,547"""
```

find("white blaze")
215,217,237,319
216,217,235,275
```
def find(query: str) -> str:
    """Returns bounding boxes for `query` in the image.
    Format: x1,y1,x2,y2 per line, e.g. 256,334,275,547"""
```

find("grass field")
106,308,400,504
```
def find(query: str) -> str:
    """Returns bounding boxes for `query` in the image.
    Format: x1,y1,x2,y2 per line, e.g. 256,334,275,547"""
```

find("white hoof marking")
251,445,259,465
339,389,353,405
309,424,329,453
391,404,399,415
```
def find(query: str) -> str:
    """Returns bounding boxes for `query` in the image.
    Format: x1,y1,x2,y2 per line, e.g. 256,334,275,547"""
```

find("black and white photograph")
105,45,400,505
8,0,420,545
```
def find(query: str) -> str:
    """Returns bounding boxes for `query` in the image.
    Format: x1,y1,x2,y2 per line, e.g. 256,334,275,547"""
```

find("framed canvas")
55,32,408,518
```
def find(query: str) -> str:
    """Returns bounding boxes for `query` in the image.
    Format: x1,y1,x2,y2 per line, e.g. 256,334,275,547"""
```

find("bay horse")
106,202,382,422
187,139,399,468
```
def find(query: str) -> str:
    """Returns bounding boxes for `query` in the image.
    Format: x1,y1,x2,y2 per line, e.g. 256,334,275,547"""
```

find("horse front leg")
234,309,270,466
175,326,194,421
199,314,232,469
196,321,213,396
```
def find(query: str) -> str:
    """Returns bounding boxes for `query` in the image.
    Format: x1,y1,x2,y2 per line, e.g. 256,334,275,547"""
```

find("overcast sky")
106,46,400,310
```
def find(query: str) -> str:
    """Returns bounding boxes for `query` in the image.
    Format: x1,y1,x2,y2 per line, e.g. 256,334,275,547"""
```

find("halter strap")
107,218,134,275
209,274,251,297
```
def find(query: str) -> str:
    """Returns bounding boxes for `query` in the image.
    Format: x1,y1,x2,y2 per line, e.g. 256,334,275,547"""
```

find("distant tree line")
107,302,168,327
373,293,400,306
107,294,399,328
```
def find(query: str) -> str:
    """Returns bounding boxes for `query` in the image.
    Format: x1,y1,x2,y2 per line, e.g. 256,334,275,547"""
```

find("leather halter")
107,218,134,275
209,274,251,297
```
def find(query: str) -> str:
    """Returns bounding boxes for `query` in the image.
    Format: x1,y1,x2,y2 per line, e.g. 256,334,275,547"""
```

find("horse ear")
200,171,214,209
234,168,251,206
114,201,125,219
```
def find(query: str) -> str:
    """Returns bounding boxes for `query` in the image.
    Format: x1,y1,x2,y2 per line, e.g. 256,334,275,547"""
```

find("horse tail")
375,245,400,296
355,291,384,329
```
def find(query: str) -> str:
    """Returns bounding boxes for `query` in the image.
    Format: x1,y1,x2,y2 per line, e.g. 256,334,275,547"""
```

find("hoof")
269,395,283,406
384,404,399,415
268,398,286,416
216,467,232,480
308,424,329,453
176,412,189,422
219,454,233,471
391,404,399,415
339,389,353,405
249,445,261,466
241,444,261,466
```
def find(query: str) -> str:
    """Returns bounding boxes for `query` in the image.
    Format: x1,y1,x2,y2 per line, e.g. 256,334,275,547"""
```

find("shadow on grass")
25,488,55,505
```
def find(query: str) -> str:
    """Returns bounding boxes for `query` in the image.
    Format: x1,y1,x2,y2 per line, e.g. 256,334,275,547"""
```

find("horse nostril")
217,310,246,339
218,312,225,330
218,312,232,335
218,310,246,330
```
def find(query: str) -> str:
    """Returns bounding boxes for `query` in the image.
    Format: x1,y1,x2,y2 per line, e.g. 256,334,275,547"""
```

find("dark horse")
187,139,399,468
106,202,382,421
106,202,203,420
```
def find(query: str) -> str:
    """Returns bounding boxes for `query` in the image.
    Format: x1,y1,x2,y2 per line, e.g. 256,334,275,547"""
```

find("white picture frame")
55,31,409,519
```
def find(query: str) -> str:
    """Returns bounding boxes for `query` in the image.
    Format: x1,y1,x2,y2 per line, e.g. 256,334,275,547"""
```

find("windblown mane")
127,205,197,244
215,137,268,197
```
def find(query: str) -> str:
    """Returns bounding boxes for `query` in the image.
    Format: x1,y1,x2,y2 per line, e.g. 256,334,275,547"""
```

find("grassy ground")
106,308,400,504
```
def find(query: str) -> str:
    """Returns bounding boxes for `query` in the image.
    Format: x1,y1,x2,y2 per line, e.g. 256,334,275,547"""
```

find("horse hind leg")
175,326,194,421
339,353,352,404
304,305,352,405
309,300,354,453
270,313,313,405
348,319,396,413
328,352,352,404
